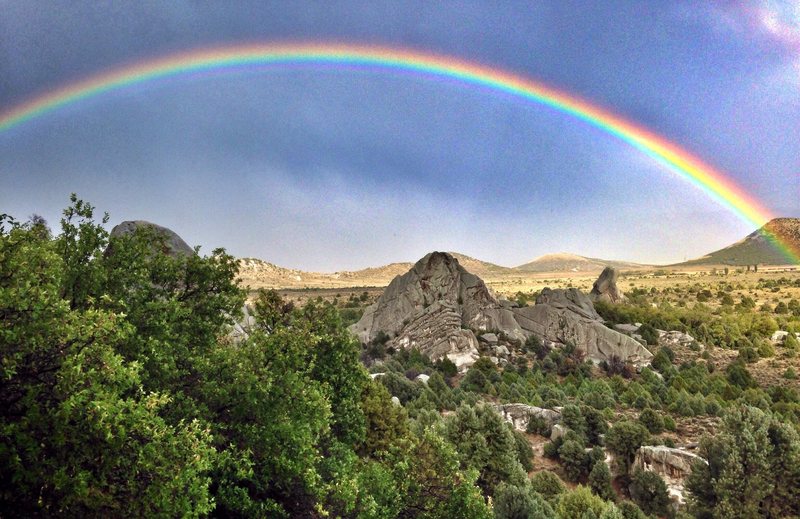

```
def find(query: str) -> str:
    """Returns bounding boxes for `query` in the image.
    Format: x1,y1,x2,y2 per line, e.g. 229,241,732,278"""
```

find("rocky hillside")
679,217,800,266
350,252,652,371
515,253,645,273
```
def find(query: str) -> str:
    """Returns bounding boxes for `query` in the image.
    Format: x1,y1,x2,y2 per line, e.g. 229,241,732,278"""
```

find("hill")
515,253,645,273
678,218,800,266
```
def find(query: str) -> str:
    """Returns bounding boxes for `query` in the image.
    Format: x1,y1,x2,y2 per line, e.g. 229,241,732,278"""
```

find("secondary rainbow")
1,42,795,261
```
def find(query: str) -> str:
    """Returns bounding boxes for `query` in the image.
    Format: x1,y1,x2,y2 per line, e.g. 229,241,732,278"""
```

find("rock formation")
491,403,562,433
108,220,195,257
633,446,707,505
512,289,652,366
351,252,524,370
589,266,626,304
352,252,653,370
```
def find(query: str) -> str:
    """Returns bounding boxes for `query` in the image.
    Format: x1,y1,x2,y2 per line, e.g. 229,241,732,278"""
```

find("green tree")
530,471,566,503
589,461,616,502
493,483,554,519
556,485,609,519
628,468,671,517
0,218,215,517
605,421,650,476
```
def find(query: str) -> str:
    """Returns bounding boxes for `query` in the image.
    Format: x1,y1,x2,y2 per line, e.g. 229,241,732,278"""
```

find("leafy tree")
605,421,650,476
638,407,665,434
530,471,565,503
444,404,527,495
0,217,215,516
493,482,554,519
559,439,589,482
589,461,616,501
556,485,609,519
628,468,671,517
687,405,800,519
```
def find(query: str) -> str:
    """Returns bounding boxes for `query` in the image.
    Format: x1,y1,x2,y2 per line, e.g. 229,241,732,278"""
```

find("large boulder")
633,446,707,505
491,403,562,432
512,288,652,366
108,220,195,257
589,266,627,304
352,253,653,369
351,252,524,370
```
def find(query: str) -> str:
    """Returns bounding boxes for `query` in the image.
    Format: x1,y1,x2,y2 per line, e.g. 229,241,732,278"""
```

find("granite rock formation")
108,220,195,257
352,252,653,370
589,266,627,304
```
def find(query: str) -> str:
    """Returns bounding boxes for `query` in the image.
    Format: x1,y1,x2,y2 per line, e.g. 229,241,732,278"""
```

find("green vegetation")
2,197,799,516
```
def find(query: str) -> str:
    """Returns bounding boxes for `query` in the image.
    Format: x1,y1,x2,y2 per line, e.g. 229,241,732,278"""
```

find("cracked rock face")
633,446,707,505
512,288,653,366
589,266,627,304
351,252,523,370
351,252,653,370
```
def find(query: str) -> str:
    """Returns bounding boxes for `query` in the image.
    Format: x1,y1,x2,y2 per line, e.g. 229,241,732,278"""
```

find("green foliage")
530,471,565,502
637,323,660,346
628,468,671,518
493,482,555,519
687,405,800,519
638,407,665,434
589,461,616,501
605,421,650,475
514,430,535,472
444,404,527,495
617,500,649,519
559,439,589,483
556,485,609,519
0,214,215,516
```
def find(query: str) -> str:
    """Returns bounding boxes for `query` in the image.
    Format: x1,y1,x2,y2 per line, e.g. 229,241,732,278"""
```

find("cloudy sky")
1,1,798,270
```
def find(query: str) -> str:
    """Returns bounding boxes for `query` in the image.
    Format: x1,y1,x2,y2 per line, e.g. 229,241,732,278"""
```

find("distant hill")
514,253,646,273
678,218,800,266
447,252,513,277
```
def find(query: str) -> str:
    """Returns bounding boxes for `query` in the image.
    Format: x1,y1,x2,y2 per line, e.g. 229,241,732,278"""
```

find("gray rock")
350,252,521,371
415,373,430,384
350,252,651,371
369,372,386,379
391,396,401,406
492,403,562,432
550,423,569,440
479,332,499,344
658,330,701,350
108,220,195,257
495,345,510,356
512,290,653,366
614,323,641,335
633,446,707,505
589,266,627,304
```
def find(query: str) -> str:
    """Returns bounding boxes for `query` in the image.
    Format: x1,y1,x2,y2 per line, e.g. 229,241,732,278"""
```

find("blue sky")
1,1,798,270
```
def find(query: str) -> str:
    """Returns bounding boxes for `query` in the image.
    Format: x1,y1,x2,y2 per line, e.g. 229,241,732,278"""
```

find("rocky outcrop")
108,220,195,257
351,252,524,370
352,253,653,369
589,266,627,303
512,288,653,366
633,446,707,505
491,403,562,432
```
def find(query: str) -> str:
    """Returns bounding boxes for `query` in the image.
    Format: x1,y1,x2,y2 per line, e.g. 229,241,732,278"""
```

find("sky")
1,1,798,271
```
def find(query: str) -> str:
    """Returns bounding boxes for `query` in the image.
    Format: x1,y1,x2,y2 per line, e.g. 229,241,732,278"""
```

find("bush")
629,468,671,517
638,408,665,434
637,323,660,346
588,461,615,501
530,471,565,502
556,485,608,519
493,483,554,519
559,439,589,482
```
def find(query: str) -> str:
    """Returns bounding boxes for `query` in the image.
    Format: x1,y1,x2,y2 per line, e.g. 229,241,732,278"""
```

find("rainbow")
1,42,796,262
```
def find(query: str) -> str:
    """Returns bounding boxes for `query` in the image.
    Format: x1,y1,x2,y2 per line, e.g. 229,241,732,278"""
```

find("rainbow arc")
1,43,796,262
